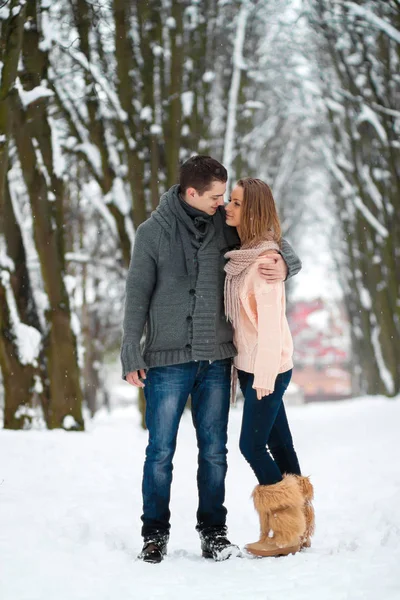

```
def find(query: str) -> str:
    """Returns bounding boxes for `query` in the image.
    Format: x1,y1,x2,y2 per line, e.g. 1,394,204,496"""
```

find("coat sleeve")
120,222,157,379
280,238,302,280
252,279,284,392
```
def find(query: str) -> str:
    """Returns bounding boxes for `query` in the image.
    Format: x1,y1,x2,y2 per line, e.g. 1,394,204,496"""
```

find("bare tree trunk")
0,1,40,429
12,97,84,428
0,286,36,429
11,0,84,429
163,1,184,186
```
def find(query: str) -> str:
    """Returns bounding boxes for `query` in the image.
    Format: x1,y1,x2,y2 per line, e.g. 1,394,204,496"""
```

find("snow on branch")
357,104,388,144
335,91,400,121
322,145,354,198
358,163,383,211
0,236,15,272
74,141,103,180
323,144,389,238
65,252,126,277
51,80,104,181
353,196,388,239
0,269,41,366
81,181,119,240
370,317,394,395
345,3,400,45
58,44,128,123
0,1,10,20
370,102,400,119
18,85,54,108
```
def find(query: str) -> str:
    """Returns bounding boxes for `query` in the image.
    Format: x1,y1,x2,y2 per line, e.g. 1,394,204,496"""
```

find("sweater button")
189,289,195,295
186,344,192,350
186,316,193,322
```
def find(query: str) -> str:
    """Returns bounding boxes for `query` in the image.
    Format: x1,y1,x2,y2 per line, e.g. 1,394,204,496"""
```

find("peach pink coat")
231,255,293,392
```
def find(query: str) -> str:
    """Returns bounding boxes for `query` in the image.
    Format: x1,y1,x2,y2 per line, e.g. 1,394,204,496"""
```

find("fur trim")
268,506,306,547
252,475,304,513
296,475,314,501
304,502,315,538
257,508,271,540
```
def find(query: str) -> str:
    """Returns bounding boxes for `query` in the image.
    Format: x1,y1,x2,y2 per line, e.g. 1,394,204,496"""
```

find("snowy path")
1,396,400,600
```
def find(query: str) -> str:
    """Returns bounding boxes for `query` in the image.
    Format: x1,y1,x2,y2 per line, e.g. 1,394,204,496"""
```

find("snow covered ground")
1,394,400,600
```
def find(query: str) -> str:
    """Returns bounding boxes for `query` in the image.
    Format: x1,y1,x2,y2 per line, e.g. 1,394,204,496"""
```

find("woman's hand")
256,388,272,400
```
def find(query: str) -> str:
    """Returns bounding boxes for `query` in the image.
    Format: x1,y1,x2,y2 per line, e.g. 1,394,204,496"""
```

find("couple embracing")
121,155,315,564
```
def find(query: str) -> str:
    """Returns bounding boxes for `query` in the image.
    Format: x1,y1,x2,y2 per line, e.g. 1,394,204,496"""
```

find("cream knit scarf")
224,240,280,328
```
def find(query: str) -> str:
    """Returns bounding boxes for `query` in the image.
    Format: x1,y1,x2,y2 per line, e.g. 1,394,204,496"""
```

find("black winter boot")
199,528,240,561
138,536,168,564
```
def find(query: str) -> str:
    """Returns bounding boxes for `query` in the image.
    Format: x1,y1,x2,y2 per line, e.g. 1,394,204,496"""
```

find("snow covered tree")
1,0,322,428
10,0,84,429
0,0,42,429
306,0,400,396
220,0,317,305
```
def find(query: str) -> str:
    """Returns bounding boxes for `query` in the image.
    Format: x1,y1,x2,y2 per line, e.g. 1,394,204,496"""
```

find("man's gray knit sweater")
121,185,302,378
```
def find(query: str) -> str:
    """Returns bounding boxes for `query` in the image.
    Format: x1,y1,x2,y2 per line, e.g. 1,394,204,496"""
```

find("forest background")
0,0,398,431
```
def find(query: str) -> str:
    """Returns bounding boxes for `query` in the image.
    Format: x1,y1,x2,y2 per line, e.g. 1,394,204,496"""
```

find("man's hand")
126,369,146,387
258,253,287,283
256,388,272,400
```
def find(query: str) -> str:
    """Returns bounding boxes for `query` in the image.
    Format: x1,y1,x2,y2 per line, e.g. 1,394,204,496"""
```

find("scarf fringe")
230,364,238,405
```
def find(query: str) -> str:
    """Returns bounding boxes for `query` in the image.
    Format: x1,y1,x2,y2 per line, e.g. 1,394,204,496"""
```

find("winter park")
0,0,399,599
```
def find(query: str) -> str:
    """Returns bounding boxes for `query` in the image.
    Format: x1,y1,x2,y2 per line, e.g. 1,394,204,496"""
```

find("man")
121,155,301,563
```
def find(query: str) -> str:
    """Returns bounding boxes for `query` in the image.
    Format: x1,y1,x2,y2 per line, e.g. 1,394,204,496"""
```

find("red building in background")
288,299,352,402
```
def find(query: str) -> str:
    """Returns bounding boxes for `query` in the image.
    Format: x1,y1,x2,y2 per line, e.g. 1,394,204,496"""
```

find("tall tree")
0,0,43,429
12,0,84,428
306,0,400,396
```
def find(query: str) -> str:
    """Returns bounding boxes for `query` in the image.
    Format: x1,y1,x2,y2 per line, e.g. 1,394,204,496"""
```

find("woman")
224,178,314,557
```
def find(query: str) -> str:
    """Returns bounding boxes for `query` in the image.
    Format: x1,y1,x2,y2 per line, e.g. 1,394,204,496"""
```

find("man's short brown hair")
179,155,228,195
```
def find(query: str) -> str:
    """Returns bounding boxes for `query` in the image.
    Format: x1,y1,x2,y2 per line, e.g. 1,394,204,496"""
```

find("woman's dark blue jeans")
142,359,231,541
238,369,301,485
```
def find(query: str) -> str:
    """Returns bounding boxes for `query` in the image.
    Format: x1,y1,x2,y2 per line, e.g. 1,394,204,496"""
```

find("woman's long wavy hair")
236,178,281,247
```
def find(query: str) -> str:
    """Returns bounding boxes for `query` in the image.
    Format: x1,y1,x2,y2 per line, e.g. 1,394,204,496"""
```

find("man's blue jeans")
238,369,301,485
142,359,231,540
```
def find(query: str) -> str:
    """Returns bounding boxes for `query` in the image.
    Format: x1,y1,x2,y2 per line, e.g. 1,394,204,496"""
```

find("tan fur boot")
245,474,306,557
296,476,315,549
